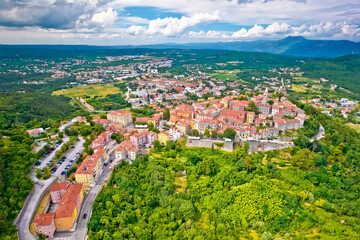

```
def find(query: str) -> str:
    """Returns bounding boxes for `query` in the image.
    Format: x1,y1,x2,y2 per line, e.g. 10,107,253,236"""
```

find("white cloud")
127,11,220,36
189,21,360,40
188,30,229,38
76,8,118,31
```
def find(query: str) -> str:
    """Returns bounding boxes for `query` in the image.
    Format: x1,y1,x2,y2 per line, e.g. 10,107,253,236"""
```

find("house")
130,131,158,148
274,120,287,131
158,131,170,145
254,117,263,126
26,128,44,137
75,149,106,189
128,147,139,161
50,182,69,204
34,213,56,238
256,104,271,115
197,119,220,133
54,183,83,232
169,127,184,141
107,111,132,127
115,140,132,161
176,121,191,134
246,112,255,124
91,132,110,149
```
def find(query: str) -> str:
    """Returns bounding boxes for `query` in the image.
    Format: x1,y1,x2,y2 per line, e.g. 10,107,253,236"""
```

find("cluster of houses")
166,88,308,140
34,183,84,238
303,97,358,119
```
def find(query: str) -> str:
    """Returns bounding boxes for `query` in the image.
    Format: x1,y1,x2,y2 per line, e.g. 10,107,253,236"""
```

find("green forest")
88,104,360,240
301,55,360,95
0,128,46,239
0,91,81,129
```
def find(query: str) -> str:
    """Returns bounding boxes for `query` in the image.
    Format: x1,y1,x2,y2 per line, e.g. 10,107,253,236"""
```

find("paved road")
310,124,325,142
16,133,85,240
34,141,47,153
54,143,118,240
36,135,70,169
71,96,130,113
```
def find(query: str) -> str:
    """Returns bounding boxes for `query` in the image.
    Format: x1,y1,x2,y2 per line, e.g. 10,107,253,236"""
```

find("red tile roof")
34,213,55,226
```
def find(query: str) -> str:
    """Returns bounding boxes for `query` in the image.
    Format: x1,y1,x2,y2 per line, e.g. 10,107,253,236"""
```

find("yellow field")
30,191,50,234
293,76,320,83
346,123,360,132
174,176,186,193
53,83,122,99
292,84,321,94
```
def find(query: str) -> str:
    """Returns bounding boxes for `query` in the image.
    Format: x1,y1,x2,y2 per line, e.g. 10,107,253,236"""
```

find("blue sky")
0,0,359,45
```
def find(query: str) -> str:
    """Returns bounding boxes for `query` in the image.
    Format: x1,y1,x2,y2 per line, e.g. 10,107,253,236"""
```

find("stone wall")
186,138,234,152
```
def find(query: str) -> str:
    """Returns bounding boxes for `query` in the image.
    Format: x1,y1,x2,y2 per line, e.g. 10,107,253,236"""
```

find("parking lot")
34,136,85,178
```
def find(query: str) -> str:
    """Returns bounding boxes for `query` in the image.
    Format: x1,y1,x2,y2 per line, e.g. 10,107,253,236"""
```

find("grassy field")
53,83,122,99
174,176,186,193
292,84,321,94
30,191,51,234
346,123,360,133
210,70,241,81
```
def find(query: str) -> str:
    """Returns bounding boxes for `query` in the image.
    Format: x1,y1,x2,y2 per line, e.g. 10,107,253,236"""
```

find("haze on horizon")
0,0,359,45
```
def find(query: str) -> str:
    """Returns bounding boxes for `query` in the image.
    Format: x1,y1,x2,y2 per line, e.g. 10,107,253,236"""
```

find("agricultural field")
210,69,242,81
346,123,360,133
291,84,321,94
52,83,122,99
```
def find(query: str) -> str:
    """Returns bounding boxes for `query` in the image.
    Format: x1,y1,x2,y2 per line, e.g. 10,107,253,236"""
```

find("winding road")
15,132,85,240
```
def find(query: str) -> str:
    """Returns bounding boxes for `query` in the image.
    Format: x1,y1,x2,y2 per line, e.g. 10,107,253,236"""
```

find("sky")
0,0,359,45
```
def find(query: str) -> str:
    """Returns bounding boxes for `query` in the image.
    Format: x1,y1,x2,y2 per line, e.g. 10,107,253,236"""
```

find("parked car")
61,170,67,175
70,160,74,163
46,162,51,167
35,161,42,166
83,214,87,219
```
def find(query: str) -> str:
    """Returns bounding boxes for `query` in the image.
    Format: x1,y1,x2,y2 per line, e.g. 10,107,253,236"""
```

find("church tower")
262,87,268,104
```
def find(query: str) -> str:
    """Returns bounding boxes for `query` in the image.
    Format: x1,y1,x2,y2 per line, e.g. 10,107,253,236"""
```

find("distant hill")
137,36,360,58
1,36,359,58
301,54,360,95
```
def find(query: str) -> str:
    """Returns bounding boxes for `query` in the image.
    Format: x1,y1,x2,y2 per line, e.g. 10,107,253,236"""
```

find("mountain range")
1,36,360,58
130,36,360,58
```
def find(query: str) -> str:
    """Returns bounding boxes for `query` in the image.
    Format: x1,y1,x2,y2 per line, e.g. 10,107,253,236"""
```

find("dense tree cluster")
0,129,41,239
0,91,78,129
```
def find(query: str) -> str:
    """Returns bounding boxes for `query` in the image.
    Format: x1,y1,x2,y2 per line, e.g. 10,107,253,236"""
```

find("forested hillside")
0,91,79,129
0,129,49,239
301,55,360,95
88,105,360,240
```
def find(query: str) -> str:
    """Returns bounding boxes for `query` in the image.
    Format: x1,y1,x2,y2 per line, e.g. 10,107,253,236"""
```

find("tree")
211,130,218,138
244,156,253,172
223,128,236,140
204,128,210,137
243,142,249,152
163,108,170,121
153,140,163,152
58,131,64,138
192,129,199,137
246,101,258,112
292,149,315,170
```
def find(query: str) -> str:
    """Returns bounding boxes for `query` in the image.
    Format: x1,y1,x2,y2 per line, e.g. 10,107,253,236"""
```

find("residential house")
34,213,56,238
128,147,139,161
50,182,69,204
158,131,170,145
54,184,83,232
107,111,132,127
